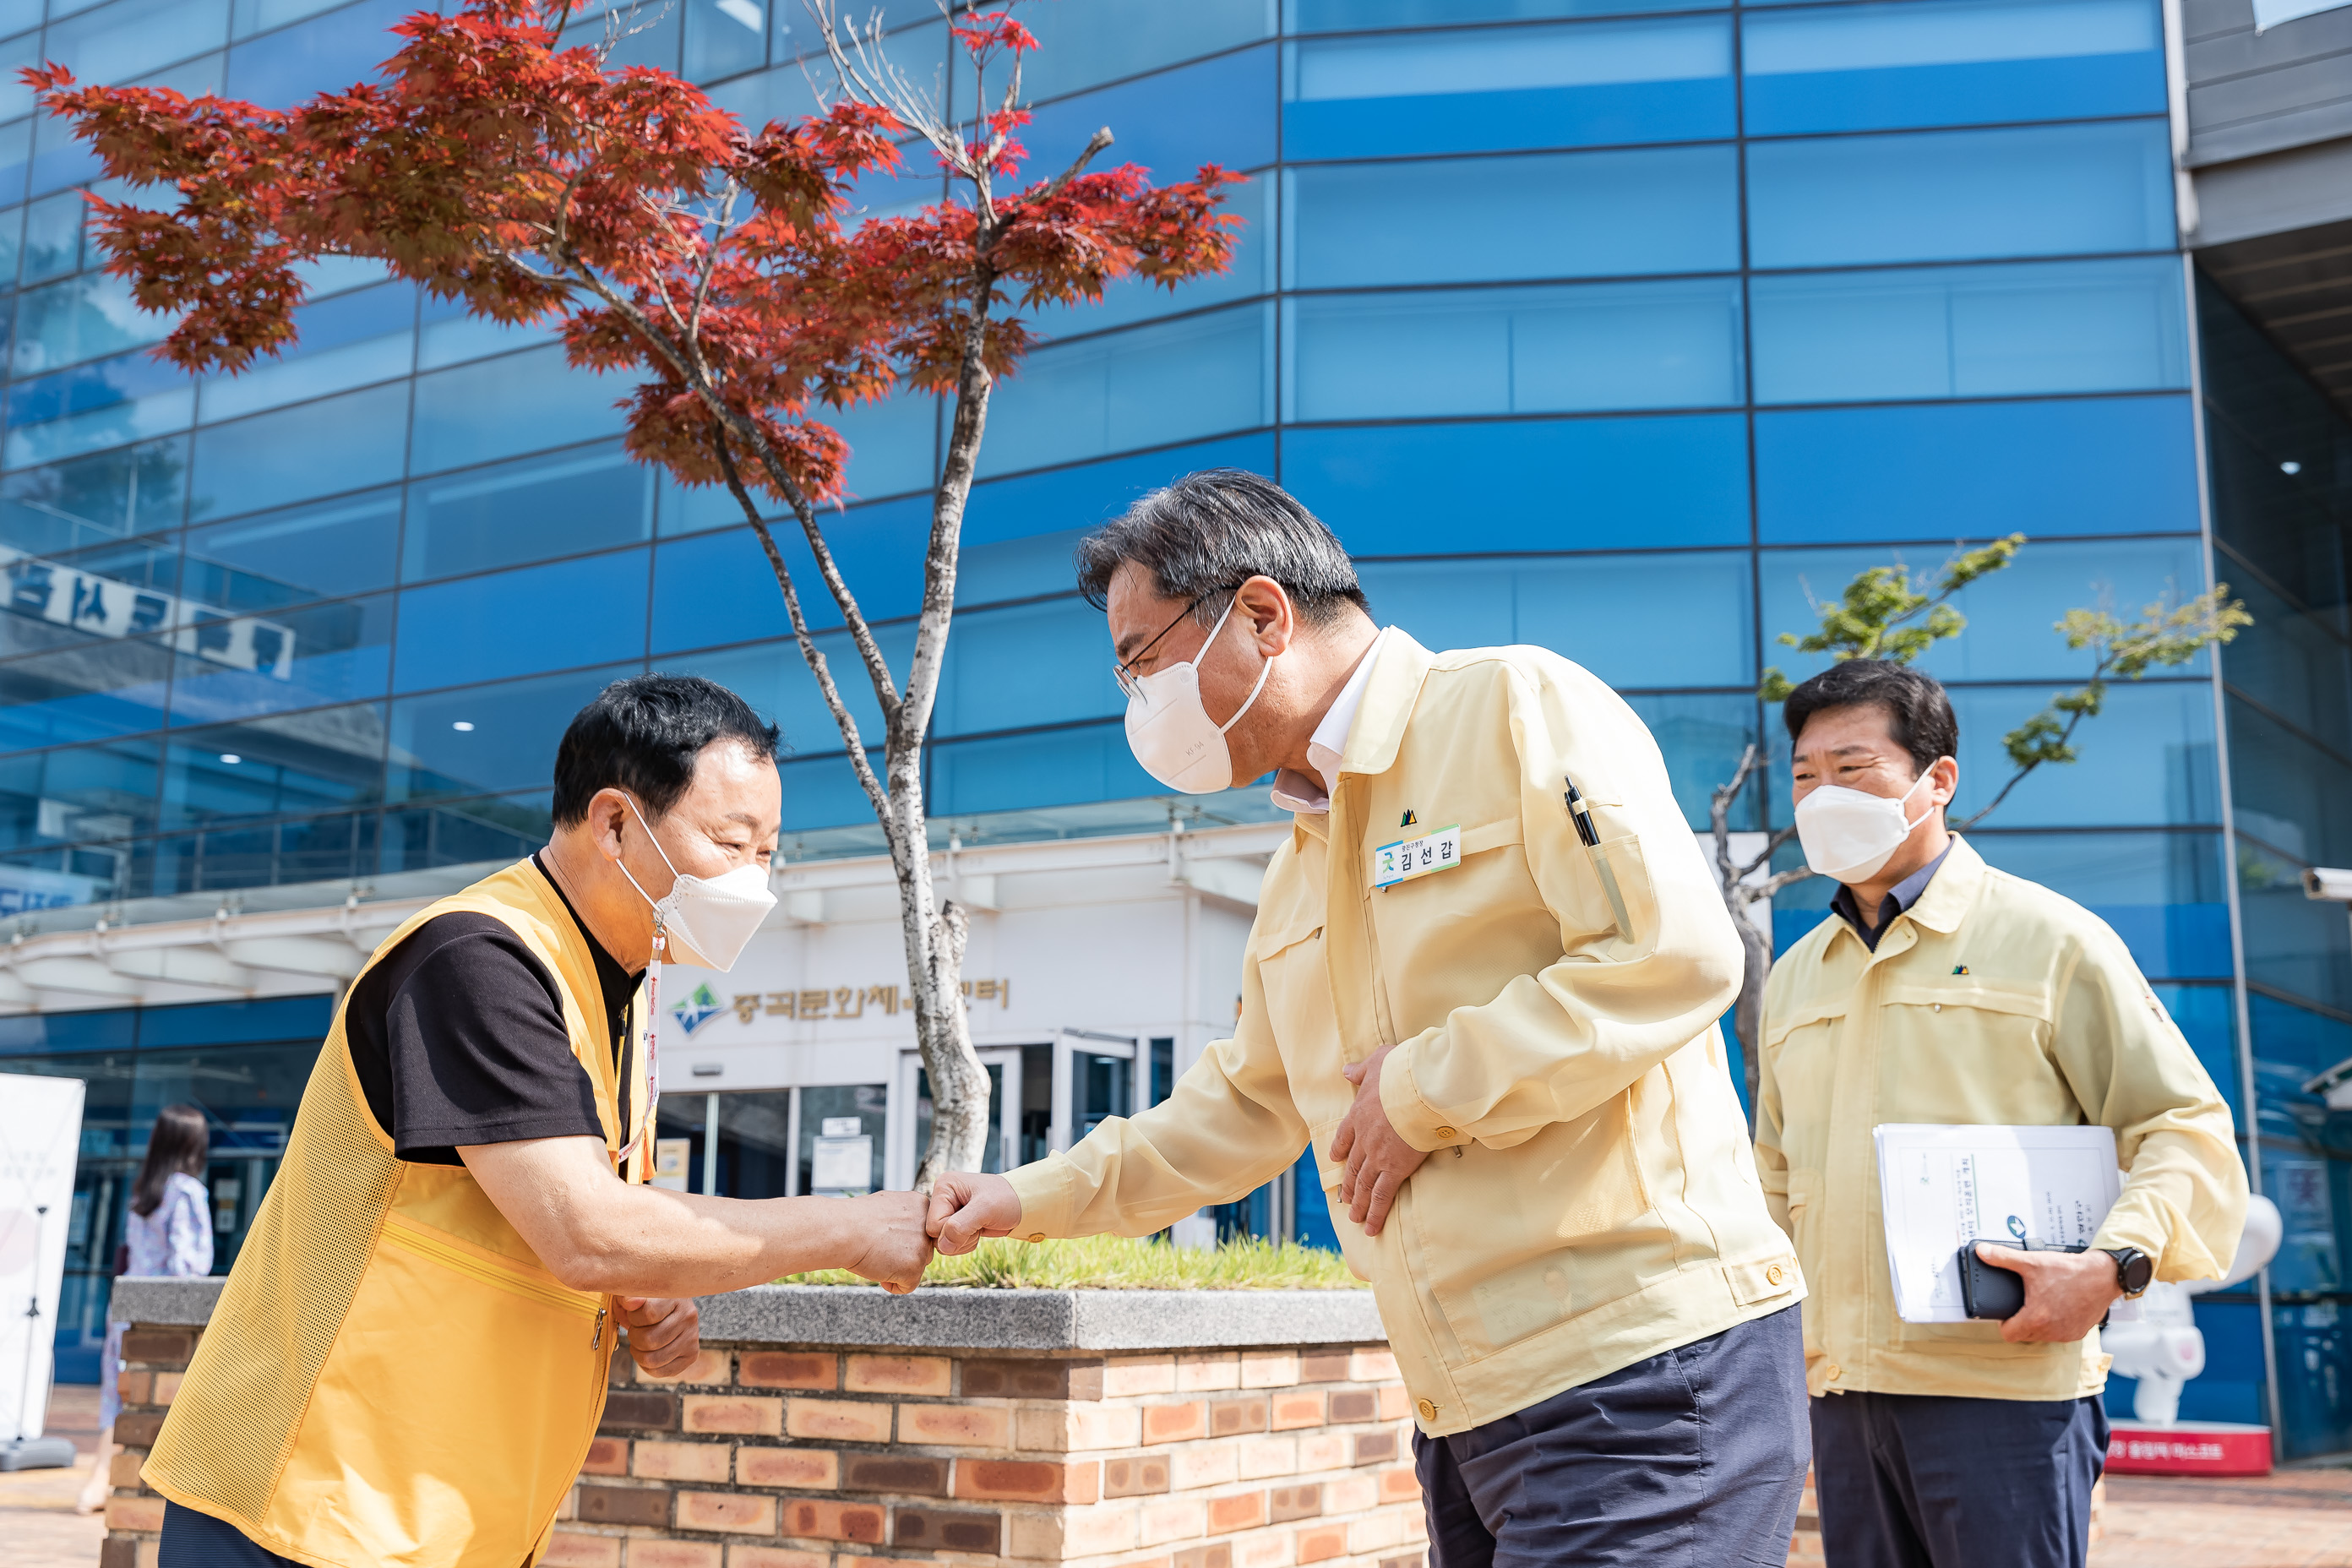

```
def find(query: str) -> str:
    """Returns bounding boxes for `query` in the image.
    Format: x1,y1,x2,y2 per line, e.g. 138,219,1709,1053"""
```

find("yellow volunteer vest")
144,858,648,1568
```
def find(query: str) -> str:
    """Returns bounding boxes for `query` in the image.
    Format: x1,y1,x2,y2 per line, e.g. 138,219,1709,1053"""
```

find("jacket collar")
1336,627,1437,781
1892,834,1983,937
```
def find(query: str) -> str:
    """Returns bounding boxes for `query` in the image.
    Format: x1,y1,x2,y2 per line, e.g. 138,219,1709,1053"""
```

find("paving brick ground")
0,1382,106,1568
2092,1469,2352,1568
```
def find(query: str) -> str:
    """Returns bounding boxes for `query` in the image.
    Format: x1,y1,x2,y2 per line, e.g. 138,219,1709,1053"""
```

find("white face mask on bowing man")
1788,703,1959,887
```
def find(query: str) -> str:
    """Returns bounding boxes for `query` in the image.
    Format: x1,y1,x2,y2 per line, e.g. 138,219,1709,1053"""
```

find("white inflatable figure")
2101,1195,2283,1425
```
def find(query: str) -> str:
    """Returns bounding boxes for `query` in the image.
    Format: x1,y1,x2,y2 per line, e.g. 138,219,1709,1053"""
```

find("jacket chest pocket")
1256,923,1347,1073
1876,983,2065,1122
1761,1006,1844,1148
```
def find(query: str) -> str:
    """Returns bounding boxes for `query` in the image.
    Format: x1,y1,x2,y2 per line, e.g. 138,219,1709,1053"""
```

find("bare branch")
1738,823,1799,882
1045,128,1115,197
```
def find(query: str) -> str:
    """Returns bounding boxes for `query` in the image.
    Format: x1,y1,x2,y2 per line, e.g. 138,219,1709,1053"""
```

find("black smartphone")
1956,1239,2090,1320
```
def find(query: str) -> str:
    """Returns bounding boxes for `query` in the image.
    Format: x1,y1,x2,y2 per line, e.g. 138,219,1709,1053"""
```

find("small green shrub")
776,1233,1365,1290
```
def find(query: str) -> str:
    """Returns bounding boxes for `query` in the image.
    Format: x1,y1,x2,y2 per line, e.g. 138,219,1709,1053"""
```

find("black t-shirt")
346,853,642,1165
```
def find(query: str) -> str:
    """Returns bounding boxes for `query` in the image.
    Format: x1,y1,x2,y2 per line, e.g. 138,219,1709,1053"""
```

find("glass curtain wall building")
0,0,2321,1450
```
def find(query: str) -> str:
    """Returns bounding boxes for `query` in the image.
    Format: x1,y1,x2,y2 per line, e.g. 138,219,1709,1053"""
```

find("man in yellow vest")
145,674,933,1568
928,471,1810,1565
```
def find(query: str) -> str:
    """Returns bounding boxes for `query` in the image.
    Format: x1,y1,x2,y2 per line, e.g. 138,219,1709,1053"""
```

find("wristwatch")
2104,1245,2154,1298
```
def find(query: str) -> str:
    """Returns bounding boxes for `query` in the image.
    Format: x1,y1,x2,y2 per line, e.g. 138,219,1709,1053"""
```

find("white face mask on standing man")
1793,763,1947,884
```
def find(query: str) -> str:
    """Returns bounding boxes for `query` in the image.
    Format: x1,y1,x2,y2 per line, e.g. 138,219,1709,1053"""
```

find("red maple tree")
31,0,1239,1184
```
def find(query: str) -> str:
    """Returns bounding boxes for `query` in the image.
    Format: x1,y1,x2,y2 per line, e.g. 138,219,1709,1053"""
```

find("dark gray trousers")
1413,1304,1810,1568
1808,1390,2108,1568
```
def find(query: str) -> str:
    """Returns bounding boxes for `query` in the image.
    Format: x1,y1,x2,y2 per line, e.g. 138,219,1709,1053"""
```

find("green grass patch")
776,1233,1366,1290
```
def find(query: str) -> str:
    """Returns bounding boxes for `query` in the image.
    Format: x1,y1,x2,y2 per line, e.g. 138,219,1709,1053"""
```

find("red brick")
635,1349,731,1387
956,1458,1099,1504
577,1485,670,1527
1104,1456,1172,1498
581,1438,630,1477
678,1492,777,1535
898,1403,1010,1446
1379,1467,1421,1505
1353,1430,1398,1467
840,1453,947,1495
1211,1397,1269,1437
785,1399,892,1443
1270,1484,1323,1522
116,1371,152,1407
845,1354,951,1396
1174,1547,1234,1568
960,1358,1104,1400
626,1543,722,1568
153,1371,184,1407
113,1413,166,1447
1105,1355,1178,1396
633,1440,732,1483
111,1451,144,1488
739,1353,836,1391
1328,1391,1378,1424
727,1550,827,1568
1143,1402,1208,1445
1271,1392,1325,1431
1379,1386,1412,1422
541,1530,622,1568
682,1396,782,1437
776,1498,887,1544
1208,1492,1268,1533
100,1539,138,1568
1377,1555,1426,1568
1298,1525,1348,1563
1298,1352,1349,1384
1178,1353,1242,1391
1241,1353,1299,1390
600,1391,679,1432
736,1447,839,1490
121,1330,193,1366
892,1506,1002,1552
105,1495,166,1532
1351,1349,1400,1382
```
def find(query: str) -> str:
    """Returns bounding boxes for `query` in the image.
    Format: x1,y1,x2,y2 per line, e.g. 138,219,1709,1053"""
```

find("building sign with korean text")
3,544,296,678
727,977,1013,1024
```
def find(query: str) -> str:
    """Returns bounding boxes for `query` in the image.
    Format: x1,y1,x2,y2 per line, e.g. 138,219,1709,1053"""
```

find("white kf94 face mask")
613,795,779,972
1793,764,1945,884
1123,591,1274,793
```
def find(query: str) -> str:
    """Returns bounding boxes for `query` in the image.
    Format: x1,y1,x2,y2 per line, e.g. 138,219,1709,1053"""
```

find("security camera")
2306,867,2352,903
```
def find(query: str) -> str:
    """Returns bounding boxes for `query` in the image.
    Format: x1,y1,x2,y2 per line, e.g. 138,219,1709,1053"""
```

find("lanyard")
617,925,664,1174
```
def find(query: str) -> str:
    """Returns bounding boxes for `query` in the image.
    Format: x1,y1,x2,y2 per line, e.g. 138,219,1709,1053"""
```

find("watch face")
2117,1250,2154,1293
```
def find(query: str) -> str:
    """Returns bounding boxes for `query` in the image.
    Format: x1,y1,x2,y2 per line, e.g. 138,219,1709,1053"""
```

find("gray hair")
1073,469,1371,628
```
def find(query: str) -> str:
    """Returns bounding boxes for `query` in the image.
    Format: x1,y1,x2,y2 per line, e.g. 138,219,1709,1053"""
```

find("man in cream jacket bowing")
927,470,1810,1566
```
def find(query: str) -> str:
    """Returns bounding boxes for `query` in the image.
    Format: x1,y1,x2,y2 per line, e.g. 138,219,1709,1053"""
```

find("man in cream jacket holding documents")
928,471,1810,1565
1757,659,2246,1568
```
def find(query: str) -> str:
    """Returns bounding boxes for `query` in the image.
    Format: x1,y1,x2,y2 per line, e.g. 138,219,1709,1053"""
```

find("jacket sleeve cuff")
1003,1157,1079,1240
1377,1032,1455,1152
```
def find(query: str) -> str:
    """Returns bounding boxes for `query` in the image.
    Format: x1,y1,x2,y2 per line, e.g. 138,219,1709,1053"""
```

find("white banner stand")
0,1072,86,1471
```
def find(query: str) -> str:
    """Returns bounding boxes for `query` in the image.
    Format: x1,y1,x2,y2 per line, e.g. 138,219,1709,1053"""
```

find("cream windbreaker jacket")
1756,836,2246,1402
1004,632,1803,1435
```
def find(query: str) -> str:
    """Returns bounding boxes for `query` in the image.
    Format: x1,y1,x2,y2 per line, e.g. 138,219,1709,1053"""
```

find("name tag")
1370,824,1462,890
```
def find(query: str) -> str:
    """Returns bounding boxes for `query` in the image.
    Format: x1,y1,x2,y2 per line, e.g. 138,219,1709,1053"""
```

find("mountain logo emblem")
670,983,724,1036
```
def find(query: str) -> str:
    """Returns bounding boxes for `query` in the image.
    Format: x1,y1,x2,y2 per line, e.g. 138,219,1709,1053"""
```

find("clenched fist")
618,1295,700,1377
850,1190,935,1293
927,1171,1024,1255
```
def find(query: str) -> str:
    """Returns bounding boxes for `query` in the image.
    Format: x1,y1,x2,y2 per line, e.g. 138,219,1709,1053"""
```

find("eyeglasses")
1113,588,1235,701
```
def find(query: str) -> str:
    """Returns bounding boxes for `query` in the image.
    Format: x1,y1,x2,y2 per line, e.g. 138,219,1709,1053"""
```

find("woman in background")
78,1103,212,1515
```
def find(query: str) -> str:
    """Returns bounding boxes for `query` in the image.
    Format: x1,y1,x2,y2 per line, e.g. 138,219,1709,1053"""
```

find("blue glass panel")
1018,0,1272,104
223,0,407,106
1753,258,2187,406
1287,280,1741,422
0,535,177,663
404,440,654,583
935,599,1121,737
0,737,160,848
777,749,884,832
183,488,400,614
1626,693,1761,830
45,0,231,87
2151,982,2240,1118
1289,0,1697,26
0,638,172,748
415,289,559,371
650,493,928,650
378,789,550,874
1027,174,1272,340
19,190,84,285
197,281,416,423
2226,572,2352,762
385,664,637,803
0,117,30,209
1754,397,2199,543
1746,122,2173,269
166,591,395,724
1760,536,2213,687
656,395,934,540
12,272,174,377
232,0,361,41
770,0,936,64
392,550,649,694
0,31,38,123
2250,990,2352,1179
291,253,394,301
1287,416,1748,555
411,345,632,476
928,720,1156,818
1742,0,2164,135
560,0,681,73
980,302,1270,478
1022,44,1277,182
27,108,104,201
1968,830,2230,980
959,432,1277,601
1355,550,1752,690
0,203,24,286
161,704,387,827
0,438,188,555
3,352,193,471
187,381,408,520
138,994,333,1046
1285,144,1737,288
1936,681,2217,828
684,0,769,83
0,1010,134,1054
1282,17,1734,161
666,629,914,760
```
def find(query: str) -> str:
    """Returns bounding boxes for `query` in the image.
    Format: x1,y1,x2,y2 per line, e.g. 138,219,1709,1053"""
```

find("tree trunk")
1728,895,1772,1129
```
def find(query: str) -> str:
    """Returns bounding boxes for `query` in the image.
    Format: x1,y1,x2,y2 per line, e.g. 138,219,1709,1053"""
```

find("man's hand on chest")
1330,1043,1433,1238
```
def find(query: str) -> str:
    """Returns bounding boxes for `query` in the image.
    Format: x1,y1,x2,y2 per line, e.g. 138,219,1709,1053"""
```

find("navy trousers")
159,1503,299,1568
1413,1304,1810,1568
1808,1391,2108,1568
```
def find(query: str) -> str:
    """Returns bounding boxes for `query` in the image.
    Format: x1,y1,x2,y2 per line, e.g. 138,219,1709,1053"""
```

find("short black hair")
552,673,781,826
1073,469,1371,629
1783,660,1958,777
